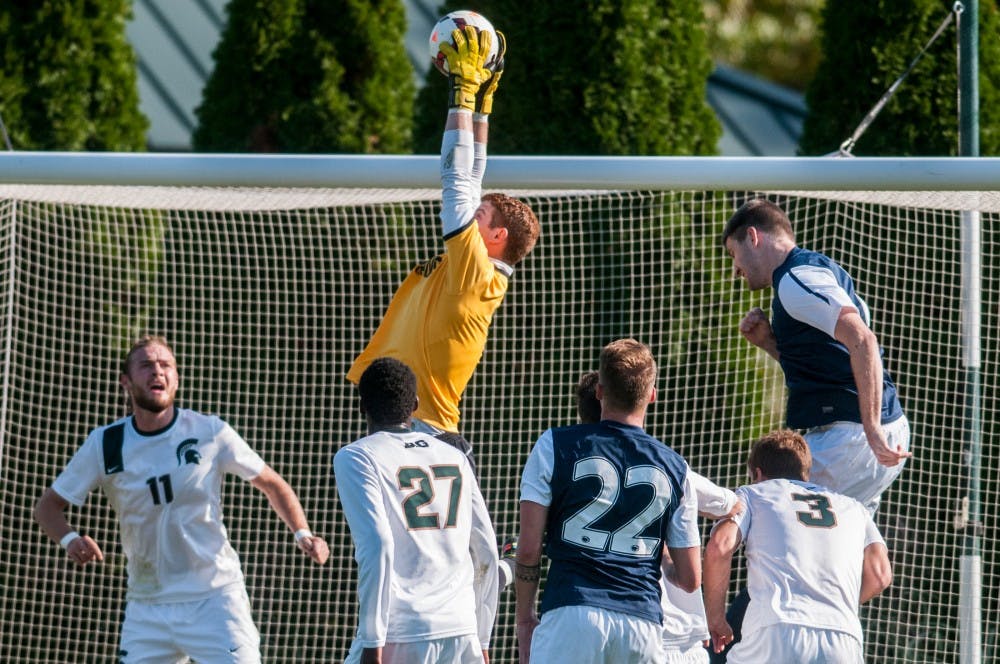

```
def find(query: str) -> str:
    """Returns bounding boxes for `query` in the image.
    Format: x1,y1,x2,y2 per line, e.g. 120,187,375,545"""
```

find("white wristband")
60,531,81,549
293,529,313,543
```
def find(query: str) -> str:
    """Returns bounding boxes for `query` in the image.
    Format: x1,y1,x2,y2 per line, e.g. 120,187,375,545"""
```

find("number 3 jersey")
731,478,886,643
51,409,266,603
520,421,700,624
333,428,499,649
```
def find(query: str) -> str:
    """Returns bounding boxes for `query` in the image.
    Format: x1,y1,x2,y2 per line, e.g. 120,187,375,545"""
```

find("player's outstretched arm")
34,488,104,566
704,519,742,653
834,311,912,467
250,466,329,564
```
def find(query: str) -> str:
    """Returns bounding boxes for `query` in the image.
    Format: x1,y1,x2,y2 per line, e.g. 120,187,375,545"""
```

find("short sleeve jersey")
771,246,903,428
334,428,499,648
731,478,885,643
51,408,266,602
520,421,700,624
346,125,513,434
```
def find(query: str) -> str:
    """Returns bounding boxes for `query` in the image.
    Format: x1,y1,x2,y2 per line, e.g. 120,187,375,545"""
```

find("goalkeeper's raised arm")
346,24,539,474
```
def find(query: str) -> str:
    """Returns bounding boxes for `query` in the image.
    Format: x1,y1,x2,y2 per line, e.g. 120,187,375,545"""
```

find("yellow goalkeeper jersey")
347,221,512,433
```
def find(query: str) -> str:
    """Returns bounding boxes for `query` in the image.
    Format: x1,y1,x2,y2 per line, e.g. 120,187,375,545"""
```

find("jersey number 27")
398,465,462,530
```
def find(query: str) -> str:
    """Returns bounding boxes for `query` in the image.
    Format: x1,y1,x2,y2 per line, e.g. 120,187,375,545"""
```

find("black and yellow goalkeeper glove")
475,30,505,115
439,25,492,111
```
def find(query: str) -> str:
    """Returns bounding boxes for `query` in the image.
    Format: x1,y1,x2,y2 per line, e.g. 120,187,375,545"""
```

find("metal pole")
956,2,982,663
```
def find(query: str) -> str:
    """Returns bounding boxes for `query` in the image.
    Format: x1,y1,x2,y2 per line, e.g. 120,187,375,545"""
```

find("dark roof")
126,0,806,155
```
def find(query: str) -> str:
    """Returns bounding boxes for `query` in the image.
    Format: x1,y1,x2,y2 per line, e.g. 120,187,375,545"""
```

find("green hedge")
194,0,414,153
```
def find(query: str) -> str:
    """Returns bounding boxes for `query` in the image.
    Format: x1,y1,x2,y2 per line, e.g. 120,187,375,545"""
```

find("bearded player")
35,335,328,663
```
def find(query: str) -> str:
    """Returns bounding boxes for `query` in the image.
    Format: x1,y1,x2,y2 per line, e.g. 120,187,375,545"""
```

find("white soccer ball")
428,10,501,77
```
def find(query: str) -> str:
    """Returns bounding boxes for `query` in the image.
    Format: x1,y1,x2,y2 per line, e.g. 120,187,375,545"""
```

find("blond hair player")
34,335,329,663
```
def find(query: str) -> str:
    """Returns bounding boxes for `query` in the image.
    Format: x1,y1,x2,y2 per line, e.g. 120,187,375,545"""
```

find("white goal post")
0,153,994,664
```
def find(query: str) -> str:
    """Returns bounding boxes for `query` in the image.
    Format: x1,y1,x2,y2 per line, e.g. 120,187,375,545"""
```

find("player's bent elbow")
860,544,893,602
873,564,893,595
34,488,67,529
674,571,701,594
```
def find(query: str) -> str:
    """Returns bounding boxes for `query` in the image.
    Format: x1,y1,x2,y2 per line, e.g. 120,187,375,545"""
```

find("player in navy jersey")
514,339,701,664
722,198,911,514
34,335,329,663
716,198,910,663
575,368,739,664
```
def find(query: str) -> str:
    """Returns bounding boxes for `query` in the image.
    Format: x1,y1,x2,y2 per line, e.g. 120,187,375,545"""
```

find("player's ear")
412,396,419,415
648,387,656,404
747,226,761,247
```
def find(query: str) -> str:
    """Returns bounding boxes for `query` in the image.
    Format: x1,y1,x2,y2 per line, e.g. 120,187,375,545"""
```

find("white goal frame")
0,152,990,664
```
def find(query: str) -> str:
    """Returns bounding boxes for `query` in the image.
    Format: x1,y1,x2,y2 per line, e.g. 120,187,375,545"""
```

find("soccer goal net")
0,167,996,663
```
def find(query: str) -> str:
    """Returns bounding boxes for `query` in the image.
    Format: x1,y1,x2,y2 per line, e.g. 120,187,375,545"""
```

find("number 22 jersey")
520,421,700,624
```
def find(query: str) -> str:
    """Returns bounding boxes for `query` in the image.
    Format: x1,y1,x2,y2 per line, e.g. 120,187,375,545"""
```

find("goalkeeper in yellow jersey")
347,25,539,475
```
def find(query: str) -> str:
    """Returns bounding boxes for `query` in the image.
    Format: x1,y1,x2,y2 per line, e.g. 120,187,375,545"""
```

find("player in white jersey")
516,340,701,664
703,430,893,664
34,335,329,663
335,357,499,664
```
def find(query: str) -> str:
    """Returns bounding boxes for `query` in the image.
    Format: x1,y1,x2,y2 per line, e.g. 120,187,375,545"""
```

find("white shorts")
119,584,260,663
806,415,910,513
661,641,709,663
728,623,863,664
530,605,663,663
343,634,482,664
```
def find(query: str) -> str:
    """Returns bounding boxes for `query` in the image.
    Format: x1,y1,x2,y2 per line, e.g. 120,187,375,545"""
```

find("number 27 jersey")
333,429,499,648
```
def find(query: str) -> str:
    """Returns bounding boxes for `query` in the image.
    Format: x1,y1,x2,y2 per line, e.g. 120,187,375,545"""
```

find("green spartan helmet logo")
176,439,201,466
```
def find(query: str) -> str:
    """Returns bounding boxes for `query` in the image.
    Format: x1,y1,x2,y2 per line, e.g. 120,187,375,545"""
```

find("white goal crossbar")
0,152,998,193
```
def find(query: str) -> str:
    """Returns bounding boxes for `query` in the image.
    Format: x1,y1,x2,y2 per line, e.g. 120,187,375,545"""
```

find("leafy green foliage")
800,0,1000,156
0,0,147,150
413,0,720,155
703,0,823,92
193,0,414,153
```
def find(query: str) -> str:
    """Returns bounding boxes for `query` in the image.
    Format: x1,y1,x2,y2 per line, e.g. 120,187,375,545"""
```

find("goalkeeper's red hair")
482,192,539,265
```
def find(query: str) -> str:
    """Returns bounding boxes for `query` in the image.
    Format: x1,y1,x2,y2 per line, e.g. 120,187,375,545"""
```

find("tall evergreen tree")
194,0,414,153
0,0,147,151
413,0,721,155
800,1,1000,155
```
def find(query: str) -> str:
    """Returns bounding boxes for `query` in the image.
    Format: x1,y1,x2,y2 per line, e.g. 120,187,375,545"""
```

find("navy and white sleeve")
777,265,867,338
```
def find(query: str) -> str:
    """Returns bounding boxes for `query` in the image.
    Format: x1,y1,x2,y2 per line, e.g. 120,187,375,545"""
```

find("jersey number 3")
398,465,462,530
792,492,837,528
562,457,672,558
